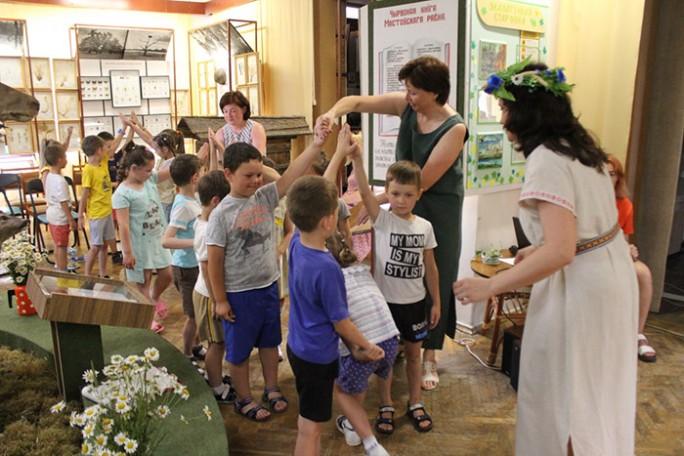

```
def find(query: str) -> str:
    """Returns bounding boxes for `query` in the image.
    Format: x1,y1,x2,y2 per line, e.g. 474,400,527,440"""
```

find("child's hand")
196,142,209,163
66,126,74,135
130,111,141,125
316,112,335,134
119,112,131,127
429,303,441,329
216,300,236,323
312,122,330,146
77,217,84,231
69,219,78,231
352,343,384,362
123,252,136,270
335,124,359,159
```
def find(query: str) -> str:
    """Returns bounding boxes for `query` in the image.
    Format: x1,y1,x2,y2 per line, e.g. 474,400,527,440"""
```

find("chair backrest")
64,175,80,207
512,216,531,249
25,178,44,214
0,173,21,215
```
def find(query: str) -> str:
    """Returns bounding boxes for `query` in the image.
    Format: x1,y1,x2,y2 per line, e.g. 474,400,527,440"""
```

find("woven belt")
575,222,620,255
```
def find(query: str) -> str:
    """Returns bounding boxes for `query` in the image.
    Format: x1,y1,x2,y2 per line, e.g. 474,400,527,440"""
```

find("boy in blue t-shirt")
286,175,384,455
162,154,203,360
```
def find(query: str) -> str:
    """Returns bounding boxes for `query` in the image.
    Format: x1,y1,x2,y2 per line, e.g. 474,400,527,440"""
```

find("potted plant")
0,231,46,315
481,246,502,265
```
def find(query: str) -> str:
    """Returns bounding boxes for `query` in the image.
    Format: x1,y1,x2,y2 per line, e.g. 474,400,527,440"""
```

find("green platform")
0,293,229,455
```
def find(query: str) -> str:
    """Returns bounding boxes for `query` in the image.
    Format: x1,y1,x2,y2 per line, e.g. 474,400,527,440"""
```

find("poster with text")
368,0,459,184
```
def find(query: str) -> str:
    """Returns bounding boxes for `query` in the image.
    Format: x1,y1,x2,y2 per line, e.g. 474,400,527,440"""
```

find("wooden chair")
0,173,23,216
24,178,53,263
482,289,530,366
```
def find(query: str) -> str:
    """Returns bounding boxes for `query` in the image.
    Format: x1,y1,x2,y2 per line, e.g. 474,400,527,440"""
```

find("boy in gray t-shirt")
206,129,328,423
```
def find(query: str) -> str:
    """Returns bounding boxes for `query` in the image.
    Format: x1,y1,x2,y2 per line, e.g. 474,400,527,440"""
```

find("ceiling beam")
0,0,254,15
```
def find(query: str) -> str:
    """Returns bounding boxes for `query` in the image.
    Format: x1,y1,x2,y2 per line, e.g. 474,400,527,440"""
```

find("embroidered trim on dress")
519,190,574,211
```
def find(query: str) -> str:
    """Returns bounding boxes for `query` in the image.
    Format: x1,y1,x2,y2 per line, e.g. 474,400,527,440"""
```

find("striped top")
222,119,256,146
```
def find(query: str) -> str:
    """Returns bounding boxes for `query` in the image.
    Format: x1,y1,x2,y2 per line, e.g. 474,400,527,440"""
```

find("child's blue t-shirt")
169,193,201,268
287,231,349,365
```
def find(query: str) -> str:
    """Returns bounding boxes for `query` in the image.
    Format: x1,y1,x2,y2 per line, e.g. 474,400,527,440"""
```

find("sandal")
374,405,395,435
262,386,289,413
234,396,270,422
154,299,168,320
406,401,433,433
150,321,164,333
421,361,439,391
638,333,657,362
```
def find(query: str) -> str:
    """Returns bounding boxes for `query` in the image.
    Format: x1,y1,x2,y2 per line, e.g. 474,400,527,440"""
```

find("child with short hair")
78,135,116,278
286,174,385,456
348,125,441,433
327,232,398,456
206,128,330,423
44,143,77,272
162,154,203,359
193,170,235,403
112,146,173,333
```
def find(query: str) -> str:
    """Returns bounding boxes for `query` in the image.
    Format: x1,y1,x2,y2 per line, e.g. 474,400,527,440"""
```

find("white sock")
362,436,379,451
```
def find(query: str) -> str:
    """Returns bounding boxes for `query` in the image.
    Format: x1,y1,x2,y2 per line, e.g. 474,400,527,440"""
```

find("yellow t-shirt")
82,156,112,219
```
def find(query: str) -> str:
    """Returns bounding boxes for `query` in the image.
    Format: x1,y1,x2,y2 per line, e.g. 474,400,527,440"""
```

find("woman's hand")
316,112,335,134
453,277,495,304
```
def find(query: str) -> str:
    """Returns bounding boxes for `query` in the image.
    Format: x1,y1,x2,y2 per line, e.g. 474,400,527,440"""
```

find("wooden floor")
96,253,684,455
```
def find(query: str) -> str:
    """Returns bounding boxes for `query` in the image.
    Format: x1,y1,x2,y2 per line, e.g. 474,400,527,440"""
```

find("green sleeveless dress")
395,106,468,349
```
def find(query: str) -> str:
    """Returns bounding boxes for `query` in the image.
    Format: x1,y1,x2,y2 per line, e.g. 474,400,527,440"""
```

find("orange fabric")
616,197,634,236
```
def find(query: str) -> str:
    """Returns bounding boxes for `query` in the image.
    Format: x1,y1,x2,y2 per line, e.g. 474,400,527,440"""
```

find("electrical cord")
453,331,500,370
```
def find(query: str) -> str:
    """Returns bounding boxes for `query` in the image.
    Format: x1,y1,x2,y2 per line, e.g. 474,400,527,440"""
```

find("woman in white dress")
453,60,638,455
213,91,267,155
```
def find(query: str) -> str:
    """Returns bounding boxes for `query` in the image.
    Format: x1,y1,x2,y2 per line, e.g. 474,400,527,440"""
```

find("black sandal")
234,396,270,422
407,401,433,433
262,386,289,413
374,405,395,435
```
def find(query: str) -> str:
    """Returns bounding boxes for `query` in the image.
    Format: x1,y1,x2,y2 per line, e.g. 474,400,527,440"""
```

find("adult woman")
213,91,267,155
607,154,657,362
318,55,468,391
454,61,637,455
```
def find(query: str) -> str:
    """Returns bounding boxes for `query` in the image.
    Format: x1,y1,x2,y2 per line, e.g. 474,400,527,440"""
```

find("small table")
470,251,528,366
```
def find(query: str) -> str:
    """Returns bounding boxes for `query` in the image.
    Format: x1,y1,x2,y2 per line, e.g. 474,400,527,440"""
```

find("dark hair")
326,231,357,268
159,129,185,155
309,152,329,176
198,170,230,206
606,154,629,199
45,143,66,166
117,145,155,182
82,135,105,157
398,55,450,105
223,142,262,172
154,131,178,158
501,62,606,171
219,91,251,120
169,154,201,187
287,176,338,233
97,131,115,141
385,160,421,190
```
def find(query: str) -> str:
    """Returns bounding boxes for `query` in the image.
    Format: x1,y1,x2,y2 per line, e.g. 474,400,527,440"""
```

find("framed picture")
36,120,57,142
207,60,215,85
140,75,170,99
476,132,504,170
142,114,172,136
199,90,208,116
0,56,26,87
511,149,526,165
83,116,114,137
0,19,26,56
58,121,82,150
479,41,507,80
123,29,173,60
29,57,51,89
109,69,141,108
76,26,125,59
5,122,35,154
81,76,111,101
171,89,190,117
518,44,540,62
198,62,207,89
477,90,502,124
148,98,172,115
247,85,260,116
34,91,54,120
53,59,78,89
56,91,81,119
207,88,217,116
234,55,246,86
246,53,258,83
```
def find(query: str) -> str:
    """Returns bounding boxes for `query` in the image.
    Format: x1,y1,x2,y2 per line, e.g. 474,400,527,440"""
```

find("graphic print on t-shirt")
384,233,425,279
142,203,163,234
233,204,272,259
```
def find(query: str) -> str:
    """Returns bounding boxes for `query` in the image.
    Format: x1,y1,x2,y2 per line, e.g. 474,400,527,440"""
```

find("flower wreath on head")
483,57,574,101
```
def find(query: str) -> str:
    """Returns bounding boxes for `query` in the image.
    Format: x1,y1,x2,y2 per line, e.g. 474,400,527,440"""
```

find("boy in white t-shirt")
347,124,440,433
44,143,77,271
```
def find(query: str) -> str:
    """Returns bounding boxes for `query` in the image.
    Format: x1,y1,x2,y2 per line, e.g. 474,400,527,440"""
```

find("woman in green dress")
318,55,468,392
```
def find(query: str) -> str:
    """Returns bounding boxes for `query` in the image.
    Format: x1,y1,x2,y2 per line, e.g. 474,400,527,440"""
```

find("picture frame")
199,90,208,116
148,98,172,115
5,122,35,154
171,89,190,117
0,19,27,56
476,132,504,170
58,121,82,150
246,53,258,84
142,114,172,136
109,69,141,108
198,62,207,89
479,41,507,80
517,44,540,62
140,75,170,99
0,56,26,88
56,91,81,119
29,57,51,89
476,90,502,124
511,149,526,165
81,76,112,101
36,120,57,142
77,26,126,60
207,60,215,86
207,88,217,116
234,55,246,86
34,90,55,121
123,29,173,61
83,116,114,137
247,85,260,116
53,59,78,89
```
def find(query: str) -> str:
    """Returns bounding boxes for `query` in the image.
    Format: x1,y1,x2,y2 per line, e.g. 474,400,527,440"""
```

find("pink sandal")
151,321,164,333
154,299,168,320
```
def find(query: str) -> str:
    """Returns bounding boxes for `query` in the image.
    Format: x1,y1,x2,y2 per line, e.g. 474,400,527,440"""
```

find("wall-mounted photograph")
30,57,51,89
77,27,126,59
479,40,507,80
34,91,54,121
123,30,172,60
476,132,504,169
0,20,25,56
53,59,78,89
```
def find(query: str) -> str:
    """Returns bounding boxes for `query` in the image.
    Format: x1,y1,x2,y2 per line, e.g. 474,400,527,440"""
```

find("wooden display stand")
26,269,153,400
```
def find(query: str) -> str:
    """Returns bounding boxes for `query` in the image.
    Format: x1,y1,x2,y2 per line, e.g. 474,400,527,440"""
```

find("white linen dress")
515,146,638,456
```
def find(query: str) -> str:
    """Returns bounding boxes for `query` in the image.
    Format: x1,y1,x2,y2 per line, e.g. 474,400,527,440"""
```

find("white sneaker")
278,345,284,362
365,442,390,456
335,415,361,446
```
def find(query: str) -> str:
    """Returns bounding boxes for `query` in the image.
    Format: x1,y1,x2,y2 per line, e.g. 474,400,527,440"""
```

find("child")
192,170,235,402
205,129,329,423
327,232,398,456
99,125,129,265
286,174,384,455
44,143,77,272
162,154,204,359
348,125,440,433
112,146,173,333
78,135,116,278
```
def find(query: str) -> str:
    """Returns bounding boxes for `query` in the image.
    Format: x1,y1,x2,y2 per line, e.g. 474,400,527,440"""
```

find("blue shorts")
223,282,281,364
336,336,399,394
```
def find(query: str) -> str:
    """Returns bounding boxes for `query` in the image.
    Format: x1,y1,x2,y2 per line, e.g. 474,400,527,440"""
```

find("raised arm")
318,93,408,133
127,111,155,149
348,128,380,223
274,125,329,198
251,121,267,155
